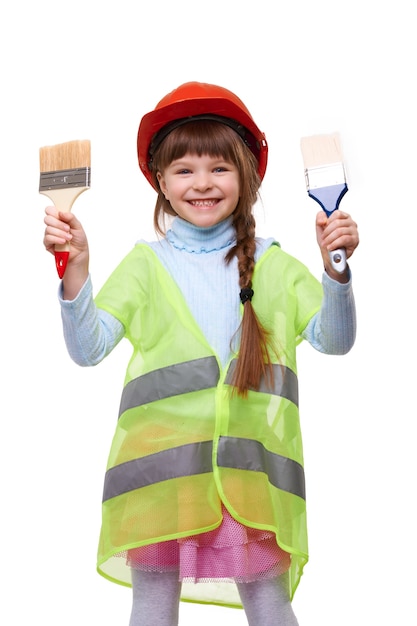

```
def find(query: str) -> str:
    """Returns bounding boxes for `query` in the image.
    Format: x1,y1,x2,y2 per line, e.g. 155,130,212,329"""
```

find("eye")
213,166,227,173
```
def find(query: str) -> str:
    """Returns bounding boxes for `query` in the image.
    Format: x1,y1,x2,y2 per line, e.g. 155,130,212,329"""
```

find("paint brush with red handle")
39,140,91,278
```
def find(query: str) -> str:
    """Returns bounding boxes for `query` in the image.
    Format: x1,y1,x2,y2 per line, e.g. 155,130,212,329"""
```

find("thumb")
315,210,327,228
58,210,81,229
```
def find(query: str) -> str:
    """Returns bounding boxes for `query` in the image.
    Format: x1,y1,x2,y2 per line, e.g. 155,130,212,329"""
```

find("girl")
43,81,359,625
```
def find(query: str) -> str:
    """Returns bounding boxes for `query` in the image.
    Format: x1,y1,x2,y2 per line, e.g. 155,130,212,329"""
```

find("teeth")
190,200,217,207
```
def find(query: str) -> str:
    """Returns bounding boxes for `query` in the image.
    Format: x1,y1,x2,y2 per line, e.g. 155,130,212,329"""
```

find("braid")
226,212,276,397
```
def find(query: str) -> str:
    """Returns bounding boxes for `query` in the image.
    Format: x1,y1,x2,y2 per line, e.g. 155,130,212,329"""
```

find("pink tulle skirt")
127,506,290,583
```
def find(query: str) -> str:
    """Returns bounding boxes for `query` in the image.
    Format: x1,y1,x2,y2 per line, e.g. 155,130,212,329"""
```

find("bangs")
152,121,242,172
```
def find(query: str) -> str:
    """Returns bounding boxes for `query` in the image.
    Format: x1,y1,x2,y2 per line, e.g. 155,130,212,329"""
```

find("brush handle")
40,186,89,278
329,248,347,273
321,206,347,273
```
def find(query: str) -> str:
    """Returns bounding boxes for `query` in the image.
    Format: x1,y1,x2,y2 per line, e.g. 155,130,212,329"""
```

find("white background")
1,1,415,624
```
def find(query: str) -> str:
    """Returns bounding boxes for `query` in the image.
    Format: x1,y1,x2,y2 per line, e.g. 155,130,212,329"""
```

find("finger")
328,210,349,221
44,214,71,236
44,205,58,218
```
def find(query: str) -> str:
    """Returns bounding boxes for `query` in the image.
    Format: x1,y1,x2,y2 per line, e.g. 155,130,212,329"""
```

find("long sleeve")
59,275,124,366
302,270,356,354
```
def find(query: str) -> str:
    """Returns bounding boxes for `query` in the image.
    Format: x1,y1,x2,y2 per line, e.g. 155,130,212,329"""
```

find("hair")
149,120,277,397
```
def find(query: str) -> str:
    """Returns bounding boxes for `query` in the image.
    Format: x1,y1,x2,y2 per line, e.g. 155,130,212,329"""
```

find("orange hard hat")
137,81,268,189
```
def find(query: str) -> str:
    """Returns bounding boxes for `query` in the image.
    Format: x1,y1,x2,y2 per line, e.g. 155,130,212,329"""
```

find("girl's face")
157,153,240,228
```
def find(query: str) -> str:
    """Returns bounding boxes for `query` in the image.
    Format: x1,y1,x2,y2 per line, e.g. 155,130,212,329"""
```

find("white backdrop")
1,1,415,624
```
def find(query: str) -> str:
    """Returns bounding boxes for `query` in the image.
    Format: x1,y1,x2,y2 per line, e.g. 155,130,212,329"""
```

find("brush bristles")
39,139,91,172
300,133,343,169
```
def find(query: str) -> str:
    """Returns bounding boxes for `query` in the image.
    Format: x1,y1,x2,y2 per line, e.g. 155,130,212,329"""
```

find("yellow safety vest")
94,243,323,604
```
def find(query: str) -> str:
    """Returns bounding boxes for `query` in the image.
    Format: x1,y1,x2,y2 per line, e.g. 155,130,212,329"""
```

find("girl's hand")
43,206,88,260
43,206,90,298
315,210,359,282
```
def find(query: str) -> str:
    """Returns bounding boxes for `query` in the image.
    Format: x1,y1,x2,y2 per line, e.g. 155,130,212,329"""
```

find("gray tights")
129,569,299,625
129,569,181,626
237,574,299,626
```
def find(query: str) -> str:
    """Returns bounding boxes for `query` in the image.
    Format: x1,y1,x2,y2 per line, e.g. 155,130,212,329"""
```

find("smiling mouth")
189,200,219,207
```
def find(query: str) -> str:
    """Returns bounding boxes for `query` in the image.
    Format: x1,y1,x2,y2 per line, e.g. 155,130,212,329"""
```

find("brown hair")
149,120,277,396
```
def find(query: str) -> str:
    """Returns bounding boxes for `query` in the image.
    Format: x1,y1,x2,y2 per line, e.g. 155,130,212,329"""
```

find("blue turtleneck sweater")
59,216,356,367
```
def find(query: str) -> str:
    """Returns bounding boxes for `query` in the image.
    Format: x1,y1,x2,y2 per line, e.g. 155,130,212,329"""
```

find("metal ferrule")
304,162,346,191
39,167,91,192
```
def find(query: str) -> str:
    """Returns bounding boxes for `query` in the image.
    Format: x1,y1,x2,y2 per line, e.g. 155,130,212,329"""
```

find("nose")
192,170,212,191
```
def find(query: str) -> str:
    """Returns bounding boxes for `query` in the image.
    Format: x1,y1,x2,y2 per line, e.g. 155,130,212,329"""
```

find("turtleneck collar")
166,216,236,253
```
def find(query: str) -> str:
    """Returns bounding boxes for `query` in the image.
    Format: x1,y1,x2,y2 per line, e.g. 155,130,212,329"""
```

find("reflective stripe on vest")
224,359,299,406
217,436,305,500
103,440,213,501
119,356,220,415
103,437,305,502
119,357,298,417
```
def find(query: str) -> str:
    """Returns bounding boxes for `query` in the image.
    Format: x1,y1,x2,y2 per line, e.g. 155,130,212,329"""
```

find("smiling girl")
43,82,359,625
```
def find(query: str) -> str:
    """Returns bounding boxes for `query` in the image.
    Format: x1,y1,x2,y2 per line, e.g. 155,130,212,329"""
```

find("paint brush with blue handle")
300,132,348,273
